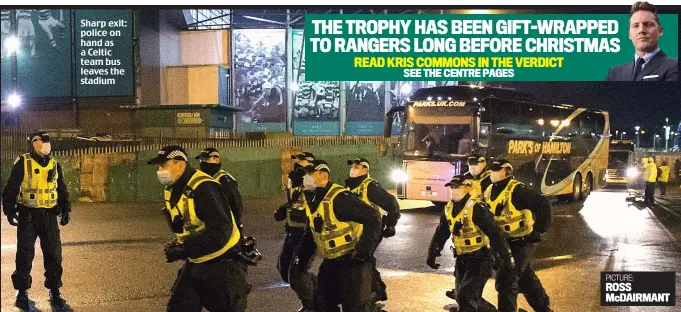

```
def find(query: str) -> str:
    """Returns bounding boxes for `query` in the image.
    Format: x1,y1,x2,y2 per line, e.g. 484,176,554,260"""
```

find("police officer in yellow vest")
148,146,249,312
195,147,245,232
294,160,382,312
274,152,317,311
2,132,71,311
345,157,400,304
642,157,658,205
657,160,670,196
464,154,492,199
428,175,513,312
485,160,553,312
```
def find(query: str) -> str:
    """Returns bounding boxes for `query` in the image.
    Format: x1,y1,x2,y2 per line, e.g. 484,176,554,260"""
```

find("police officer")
2,132,71,311
148,145,249,311
295,160,382,312
484,160,553,312
658,161,670,196
428,175,514,312
195,147,244,232
642,157,658,205
464,154,492,199
345,157,400,303
274,152,316,311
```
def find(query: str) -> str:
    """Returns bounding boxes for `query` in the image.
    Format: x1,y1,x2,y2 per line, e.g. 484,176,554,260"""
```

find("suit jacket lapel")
621,60,636,80
637,51,667,81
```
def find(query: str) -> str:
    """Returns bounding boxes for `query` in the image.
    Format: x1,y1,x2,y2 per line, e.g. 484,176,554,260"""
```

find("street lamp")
654,134,660,150
621,132,627,140
634,126,640,150
7,93,22,108
4,36,20,55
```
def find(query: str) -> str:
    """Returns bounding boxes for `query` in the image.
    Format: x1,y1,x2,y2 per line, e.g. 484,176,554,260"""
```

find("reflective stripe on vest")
19,153,59,209
445,199,490,255
484,180,534,238
164,171,241,263
469,170,491,199
286,185,309,228
350,177,386,216
305,184,363,259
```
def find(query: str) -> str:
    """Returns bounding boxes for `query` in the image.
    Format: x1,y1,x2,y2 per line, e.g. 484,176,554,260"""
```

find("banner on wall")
292,29,340,136
345,81,386,135
233,29,287,132
1,9,72,99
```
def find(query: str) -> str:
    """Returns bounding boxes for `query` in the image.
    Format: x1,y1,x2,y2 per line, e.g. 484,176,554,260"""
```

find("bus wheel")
580,174,593,200
569,175,582,202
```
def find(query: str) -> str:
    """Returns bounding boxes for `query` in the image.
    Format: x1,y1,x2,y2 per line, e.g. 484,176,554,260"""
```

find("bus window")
520,103,544,139
491,99,521,135
405,124,472,156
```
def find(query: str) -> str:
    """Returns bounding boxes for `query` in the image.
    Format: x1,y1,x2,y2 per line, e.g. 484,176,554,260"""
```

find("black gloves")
60,211,70,226
274,204,288,222
427,247,442,270
382,225,396,238
348,251,370,267
525,231,543,244
7,212,18,226
164,242,187,263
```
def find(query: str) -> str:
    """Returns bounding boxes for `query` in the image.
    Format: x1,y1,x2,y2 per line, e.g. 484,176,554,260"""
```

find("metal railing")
2,126,396,159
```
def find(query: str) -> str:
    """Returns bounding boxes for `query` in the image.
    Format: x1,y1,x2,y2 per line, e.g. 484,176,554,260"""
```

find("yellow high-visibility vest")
305,184,363,259
484,180,534,238
19,153,58,209
445,198,490,255
164,171,241,263
350,176,386,217
469,170,491,199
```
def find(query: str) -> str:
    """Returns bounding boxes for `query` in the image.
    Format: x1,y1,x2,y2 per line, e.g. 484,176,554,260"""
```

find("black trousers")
166,255,249,312
645,182,656,204
279,226,316,309
659,182,667,196
372,235,387,300
12,206,63,290
454,248,498,312
315,256,376,312
496,240,551,312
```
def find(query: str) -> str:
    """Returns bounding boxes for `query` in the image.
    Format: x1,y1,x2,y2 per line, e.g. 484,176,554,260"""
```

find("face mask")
470,165,483,176
350,168,362,178
490,171,504,183
200,162,221,176
450,188,467,202
303,175,317,191
40,143,51,155
157,170,176,185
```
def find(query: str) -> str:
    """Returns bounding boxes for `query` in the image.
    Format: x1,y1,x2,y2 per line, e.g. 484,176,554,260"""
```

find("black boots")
49,288,72,311
15,290,30,310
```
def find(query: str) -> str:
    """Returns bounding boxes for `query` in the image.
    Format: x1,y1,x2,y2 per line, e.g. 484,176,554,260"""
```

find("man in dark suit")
605,1,678,81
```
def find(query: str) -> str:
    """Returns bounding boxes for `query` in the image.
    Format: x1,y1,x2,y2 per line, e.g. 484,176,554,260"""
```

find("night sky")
495,82,681,147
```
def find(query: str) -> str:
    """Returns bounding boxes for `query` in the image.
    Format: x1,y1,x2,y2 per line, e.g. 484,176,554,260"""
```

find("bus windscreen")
404,123,473,156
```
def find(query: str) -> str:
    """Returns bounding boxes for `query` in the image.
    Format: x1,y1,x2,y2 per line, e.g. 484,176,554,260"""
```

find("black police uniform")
200,164,245,231
429,193,513,312
486,176,552,312
345,173,400,301
295,181,382,312
3,144,71,309
160,164,249,312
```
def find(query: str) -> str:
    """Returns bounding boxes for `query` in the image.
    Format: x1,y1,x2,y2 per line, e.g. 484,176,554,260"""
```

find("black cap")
347,158,370,169
29,132,51,142
490,159,514,171
148,145,189,164
292,152,315,161
445,175,472,188
305,159,331,174
467,154,486,165
195,147,220,160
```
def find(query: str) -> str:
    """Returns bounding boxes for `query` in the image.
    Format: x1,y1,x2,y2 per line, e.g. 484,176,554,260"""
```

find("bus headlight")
391,169,408,183
626,167,639,178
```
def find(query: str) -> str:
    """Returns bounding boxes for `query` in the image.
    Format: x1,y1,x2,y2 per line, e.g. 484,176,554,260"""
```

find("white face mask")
350,168,362,178
490,171,504,183
303,175,317,191
157,170,175,185
470,165,483,176
40,142,52,155
450,188,467,202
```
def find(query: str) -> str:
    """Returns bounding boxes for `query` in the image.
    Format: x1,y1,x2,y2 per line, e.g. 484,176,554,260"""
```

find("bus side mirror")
384,114,394,138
